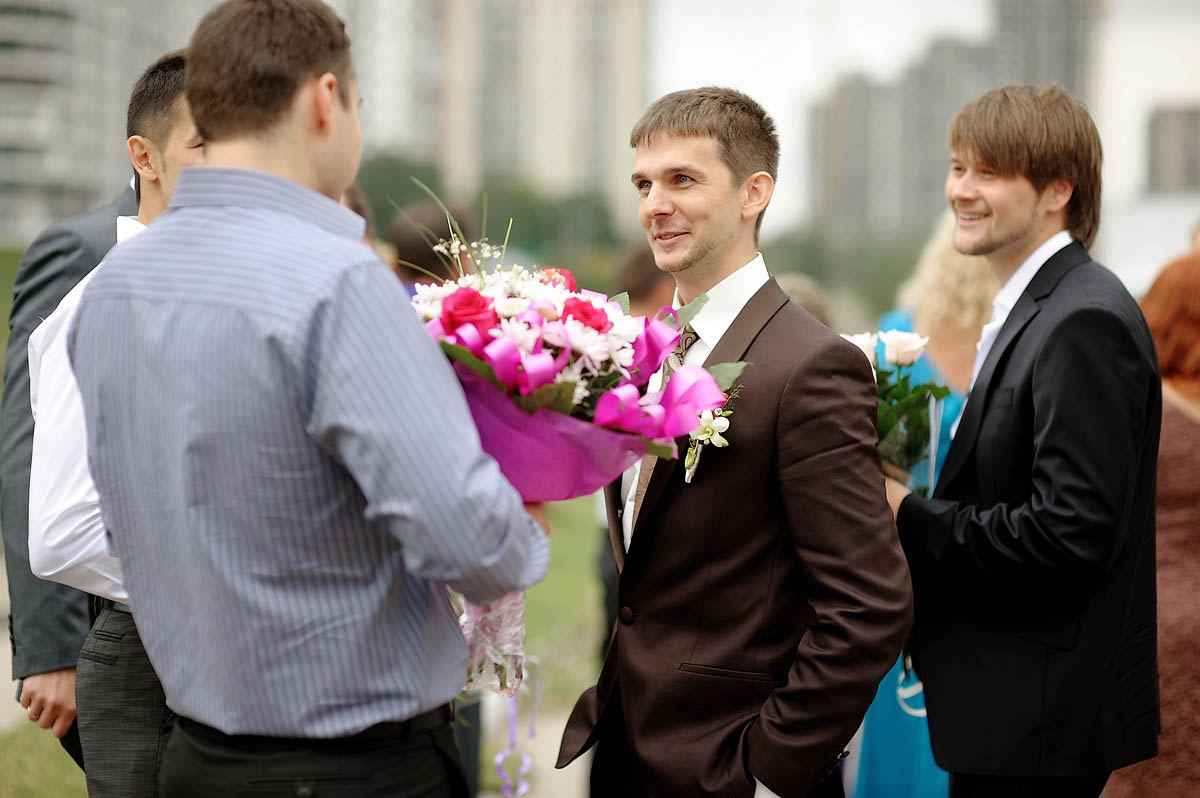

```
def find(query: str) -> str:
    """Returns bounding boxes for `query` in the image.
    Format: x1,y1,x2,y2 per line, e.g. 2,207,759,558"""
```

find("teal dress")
852,310,961,798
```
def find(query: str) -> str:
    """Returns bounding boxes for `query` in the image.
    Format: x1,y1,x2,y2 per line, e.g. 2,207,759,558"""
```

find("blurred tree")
355,153,442,235
764,229,924,321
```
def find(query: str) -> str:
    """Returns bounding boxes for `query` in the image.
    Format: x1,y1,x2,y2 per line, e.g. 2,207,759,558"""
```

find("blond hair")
948,84,1102,248
898,211,998,339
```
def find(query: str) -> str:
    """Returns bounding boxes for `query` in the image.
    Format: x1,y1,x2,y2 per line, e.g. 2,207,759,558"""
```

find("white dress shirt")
613,252,779,798
951,230,1072,439
27,214,146,602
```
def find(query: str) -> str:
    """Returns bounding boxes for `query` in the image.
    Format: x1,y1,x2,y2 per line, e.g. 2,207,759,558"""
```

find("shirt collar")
678,253,770,349
992,230,1072,317
168,167,365,241
116,215,147,244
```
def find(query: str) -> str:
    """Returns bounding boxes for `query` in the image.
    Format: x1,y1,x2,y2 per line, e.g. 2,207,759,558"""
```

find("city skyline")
2,0,1198,256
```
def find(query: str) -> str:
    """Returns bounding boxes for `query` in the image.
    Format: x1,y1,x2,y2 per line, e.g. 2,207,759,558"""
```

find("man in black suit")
2,183,134,766
885,84,1161,798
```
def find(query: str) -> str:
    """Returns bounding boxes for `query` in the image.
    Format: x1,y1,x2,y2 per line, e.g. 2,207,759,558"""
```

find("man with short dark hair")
26,49,202,798
69,2,548,796
885,84,1161,798
559,86,913,798
1,54,140,779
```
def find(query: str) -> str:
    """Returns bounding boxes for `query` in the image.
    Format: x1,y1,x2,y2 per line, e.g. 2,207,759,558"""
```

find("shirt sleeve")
305,262,549,604
27,272,129,603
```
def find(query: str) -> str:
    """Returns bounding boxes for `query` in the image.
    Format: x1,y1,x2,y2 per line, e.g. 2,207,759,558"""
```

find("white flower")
878,329,929,367
492,296,532,318
841,332,878,368
690,409,730,447
493,317,540,354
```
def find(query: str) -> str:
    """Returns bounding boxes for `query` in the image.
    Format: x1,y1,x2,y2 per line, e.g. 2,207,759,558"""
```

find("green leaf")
645,440,678,459
513,381,577,415
608,292,630,315
670,294,709,330
440,341,505,391
705,361,749,393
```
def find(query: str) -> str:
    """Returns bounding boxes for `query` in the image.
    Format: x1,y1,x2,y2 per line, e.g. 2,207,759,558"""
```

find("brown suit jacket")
557,279,913,797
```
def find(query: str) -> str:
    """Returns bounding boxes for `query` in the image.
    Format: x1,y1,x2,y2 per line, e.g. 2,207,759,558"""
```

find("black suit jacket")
1,186,135,678
897,241,1161,777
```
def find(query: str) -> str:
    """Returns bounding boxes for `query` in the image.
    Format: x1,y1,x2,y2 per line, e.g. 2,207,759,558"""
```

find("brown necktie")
629,324,698,531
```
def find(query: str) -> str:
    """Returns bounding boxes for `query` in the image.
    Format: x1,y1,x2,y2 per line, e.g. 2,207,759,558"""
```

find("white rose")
841,332,878,368
878,329,929,367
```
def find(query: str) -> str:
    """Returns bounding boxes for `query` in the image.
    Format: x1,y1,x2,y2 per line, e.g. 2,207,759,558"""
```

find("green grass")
0,724,86,798
524,496,606,710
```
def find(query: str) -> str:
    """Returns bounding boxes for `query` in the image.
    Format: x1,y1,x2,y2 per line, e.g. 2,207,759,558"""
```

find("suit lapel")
628,279,789,547
934,242,1089,497
603,480,625,572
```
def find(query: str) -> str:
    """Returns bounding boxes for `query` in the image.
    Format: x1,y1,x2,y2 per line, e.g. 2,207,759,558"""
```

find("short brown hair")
1141,253,1200,396
630,87,779,237
186,0,353,142
948,84,1102,249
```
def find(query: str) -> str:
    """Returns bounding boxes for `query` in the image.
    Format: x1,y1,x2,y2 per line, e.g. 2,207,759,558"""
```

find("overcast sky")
645,0,1200,237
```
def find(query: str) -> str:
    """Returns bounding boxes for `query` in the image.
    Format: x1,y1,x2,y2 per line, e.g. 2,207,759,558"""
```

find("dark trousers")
160,713,468,798
588,687,844,798
76,606,175,797
950,772,1110,798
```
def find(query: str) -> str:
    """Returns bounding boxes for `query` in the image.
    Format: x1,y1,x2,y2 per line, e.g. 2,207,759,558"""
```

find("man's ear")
311,73,340,134
126,135,158,184
1044,178,1073,214
742,171,774,221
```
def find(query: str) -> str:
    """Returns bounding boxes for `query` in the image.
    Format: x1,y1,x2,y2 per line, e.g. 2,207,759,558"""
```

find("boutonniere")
684,383,742,483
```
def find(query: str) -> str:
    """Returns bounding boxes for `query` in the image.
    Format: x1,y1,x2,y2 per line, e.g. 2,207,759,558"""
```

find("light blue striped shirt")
68,167,549,737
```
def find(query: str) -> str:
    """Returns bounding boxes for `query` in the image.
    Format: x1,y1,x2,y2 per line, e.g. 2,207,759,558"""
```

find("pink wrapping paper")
455,364,651,502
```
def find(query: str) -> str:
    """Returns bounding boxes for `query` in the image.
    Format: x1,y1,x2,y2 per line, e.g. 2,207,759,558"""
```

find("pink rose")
563,297,612,333
442,286,499,337
539,267,577,292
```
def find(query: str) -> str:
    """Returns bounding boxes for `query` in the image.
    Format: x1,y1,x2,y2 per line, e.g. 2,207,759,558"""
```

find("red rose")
563,297,613,333
442,286,499,337
539,267,577,292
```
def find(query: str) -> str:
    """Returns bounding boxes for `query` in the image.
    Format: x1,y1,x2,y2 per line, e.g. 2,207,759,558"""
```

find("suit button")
618,606,634,625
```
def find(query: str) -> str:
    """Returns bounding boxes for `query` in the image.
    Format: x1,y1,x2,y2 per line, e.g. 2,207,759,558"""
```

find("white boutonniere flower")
684,384,742,483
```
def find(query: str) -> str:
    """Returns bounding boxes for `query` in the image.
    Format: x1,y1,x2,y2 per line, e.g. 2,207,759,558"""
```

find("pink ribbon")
627,310,681,387
482,328,571,396
595,363,723,440
593,384,668,439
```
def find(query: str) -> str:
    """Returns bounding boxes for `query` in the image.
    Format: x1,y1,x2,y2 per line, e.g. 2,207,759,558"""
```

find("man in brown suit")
557,87,913,797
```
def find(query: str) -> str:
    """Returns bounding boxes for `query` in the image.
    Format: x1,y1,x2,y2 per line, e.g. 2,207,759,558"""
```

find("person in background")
1105,252,1200,798
775,272,831,326
1,67,137,780
388,200,474,292
341,180,397,265
850,211,994,798
27,50,203,798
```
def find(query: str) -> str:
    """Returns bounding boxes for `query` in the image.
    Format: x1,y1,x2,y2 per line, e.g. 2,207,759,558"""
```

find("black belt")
99,598,133,613
178,704,454,751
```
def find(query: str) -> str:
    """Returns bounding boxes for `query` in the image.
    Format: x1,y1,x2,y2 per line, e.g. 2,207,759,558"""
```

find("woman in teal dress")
850,212,996,798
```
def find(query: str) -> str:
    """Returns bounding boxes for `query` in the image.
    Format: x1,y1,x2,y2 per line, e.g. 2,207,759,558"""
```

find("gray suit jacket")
1,186,136,678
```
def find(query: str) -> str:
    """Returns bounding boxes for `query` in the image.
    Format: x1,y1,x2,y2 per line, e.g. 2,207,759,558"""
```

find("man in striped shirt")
67,2,549,796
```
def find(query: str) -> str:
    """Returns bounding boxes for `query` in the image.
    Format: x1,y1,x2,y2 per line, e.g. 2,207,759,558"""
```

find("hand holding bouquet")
843,330,951,495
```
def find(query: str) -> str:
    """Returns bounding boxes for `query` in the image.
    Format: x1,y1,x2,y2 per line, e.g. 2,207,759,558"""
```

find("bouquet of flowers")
407,196,739,694
842,330,951,495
